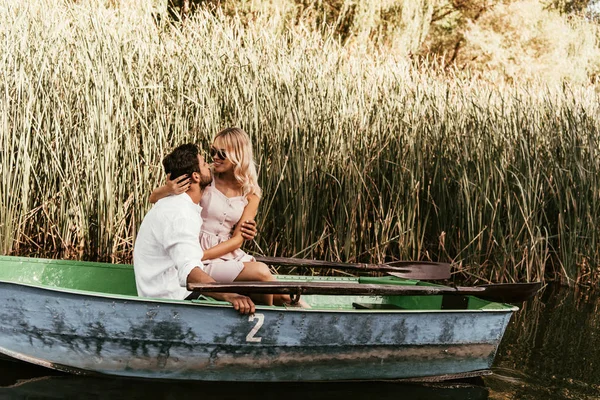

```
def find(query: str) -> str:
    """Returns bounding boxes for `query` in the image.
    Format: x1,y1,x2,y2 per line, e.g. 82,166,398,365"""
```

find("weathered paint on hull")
0,282,514,381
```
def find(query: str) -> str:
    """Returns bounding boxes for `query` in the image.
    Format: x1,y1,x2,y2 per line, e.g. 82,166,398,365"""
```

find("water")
0,284,598,400
485,284,600,399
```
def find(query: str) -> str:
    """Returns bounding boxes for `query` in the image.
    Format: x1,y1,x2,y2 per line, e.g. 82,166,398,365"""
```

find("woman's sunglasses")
210,147,227,160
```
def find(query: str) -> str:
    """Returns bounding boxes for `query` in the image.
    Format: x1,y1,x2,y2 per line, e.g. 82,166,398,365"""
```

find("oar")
475,282,543,303
188,281,542,303
254,256,452,280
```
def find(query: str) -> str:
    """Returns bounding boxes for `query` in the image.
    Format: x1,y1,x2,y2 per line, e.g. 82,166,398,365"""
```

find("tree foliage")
162,0,600,84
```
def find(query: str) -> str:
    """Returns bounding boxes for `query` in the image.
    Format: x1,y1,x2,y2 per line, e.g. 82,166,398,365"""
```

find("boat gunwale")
0,278,519,313
0,255,135,270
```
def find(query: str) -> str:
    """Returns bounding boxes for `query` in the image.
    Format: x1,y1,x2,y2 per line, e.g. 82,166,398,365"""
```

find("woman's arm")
201,194,260,261
149,174,190,204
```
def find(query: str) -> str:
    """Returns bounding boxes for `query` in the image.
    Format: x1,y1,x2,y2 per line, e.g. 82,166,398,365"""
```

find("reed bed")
1,1,600,285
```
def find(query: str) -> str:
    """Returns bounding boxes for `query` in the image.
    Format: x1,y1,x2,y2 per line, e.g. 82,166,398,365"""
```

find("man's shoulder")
152,194,200,220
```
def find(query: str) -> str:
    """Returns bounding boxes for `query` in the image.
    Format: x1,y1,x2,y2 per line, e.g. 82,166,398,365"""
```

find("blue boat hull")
0,281,514,381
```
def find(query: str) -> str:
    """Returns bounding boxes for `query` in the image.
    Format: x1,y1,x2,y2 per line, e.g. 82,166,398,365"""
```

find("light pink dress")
199,182,254,282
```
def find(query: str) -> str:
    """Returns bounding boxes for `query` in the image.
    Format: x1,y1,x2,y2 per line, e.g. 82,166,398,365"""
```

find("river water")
0,284,598,400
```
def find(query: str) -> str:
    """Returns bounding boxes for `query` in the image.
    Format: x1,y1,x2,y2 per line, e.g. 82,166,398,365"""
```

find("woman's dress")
199,182,254,282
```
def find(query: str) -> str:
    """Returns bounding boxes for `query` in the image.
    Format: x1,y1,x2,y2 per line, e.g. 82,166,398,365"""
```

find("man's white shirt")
133,193,204,300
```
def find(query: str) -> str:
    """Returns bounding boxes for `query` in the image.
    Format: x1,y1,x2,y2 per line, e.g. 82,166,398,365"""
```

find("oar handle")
256,256,369,269
255,256,447,274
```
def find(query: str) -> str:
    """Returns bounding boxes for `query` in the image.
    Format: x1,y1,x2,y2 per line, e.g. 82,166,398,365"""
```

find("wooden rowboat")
0,255,528,382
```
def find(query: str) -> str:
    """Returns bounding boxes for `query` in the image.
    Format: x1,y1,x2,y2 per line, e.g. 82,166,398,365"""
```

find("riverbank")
1,1,600,284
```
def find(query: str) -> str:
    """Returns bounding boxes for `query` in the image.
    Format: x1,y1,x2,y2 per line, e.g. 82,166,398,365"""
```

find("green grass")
1,1,600,285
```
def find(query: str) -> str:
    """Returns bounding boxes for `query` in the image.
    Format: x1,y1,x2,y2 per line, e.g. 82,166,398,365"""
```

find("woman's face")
210,145,234,174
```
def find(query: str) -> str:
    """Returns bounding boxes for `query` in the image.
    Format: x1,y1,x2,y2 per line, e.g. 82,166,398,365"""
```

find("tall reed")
1,1,599,284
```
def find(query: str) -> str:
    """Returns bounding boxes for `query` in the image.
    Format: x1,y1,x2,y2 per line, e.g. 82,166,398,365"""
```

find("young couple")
133,127,302,314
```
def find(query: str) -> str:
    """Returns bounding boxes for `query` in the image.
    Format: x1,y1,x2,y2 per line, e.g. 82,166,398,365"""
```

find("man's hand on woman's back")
239,220,257,241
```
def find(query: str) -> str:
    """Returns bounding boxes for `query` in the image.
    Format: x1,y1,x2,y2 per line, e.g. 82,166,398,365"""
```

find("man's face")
197,154,213,187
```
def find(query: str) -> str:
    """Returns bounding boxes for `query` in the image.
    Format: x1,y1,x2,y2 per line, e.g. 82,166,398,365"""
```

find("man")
133,143,255,314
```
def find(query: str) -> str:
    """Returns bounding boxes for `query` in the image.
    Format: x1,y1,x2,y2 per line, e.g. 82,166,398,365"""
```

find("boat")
0,255,533,382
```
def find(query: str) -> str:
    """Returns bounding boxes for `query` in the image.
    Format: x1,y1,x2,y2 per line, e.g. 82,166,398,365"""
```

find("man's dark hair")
162,143,201,180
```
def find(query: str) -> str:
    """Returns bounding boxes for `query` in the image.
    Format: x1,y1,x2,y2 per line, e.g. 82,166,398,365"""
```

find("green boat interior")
0,255,511,311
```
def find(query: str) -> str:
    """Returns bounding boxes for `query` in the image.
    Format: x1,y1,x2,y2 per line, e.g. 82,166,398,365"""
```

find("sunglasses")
210,147,227,160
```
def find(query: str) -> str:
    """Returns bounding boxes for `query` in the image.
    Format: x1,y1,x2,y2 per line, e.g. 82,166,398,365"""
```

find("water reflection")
487,284,600,399
0,358,489,400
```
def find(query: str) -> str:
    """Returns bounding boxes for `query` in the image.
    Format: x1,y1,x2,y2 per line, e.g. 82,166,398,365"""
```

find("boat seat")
352,302,406,310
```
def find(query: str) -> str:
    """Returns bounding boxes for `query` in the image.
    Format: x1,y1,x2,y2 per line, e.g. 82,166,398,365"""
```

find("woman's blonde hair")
213,127,262,198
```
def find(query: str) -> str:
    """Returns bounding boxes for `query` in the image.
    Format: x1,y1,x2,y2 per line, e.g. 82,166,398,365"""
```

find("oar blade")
475,282,543,303
386,262,452,280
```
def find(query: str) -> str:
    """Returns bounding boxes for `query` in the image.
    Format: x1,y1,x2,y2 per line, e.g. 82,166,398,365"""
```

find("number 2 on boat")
246,313,264,343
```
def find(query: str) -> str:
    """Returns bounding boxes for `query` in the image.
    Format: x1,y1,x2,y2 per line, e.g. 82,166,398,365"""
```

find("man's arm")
164,214,255,314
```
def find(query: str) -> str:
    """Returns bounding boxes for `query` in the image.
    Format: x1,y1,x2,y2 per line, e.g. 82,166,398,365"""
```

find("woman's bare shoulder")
246,193,260,204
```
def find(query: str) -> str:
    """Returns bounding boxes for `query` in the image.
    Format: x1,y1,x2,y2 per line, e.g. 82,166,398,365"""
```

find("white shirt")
133,193,205,299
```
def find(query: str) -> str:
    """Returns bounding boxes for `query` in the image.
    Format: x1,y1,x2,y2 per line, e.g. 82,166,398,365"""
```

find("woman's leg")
235,262,310,307
234,262,275,306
